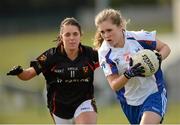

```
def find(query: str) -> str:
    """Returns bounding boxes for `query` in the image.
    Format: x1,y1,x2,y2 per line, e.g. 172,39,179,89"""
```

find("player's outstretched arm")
7,66,37,81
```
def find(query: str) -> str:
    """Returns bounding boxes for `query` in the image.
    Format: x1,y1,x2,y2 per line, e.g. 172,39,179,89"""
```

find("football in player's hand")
131,49,159,77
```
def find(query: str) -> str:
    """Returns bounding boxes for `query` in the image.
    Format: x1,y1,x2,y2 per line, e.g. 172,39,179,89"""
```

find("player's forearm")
17,67,36,81
156,39,171,60
107,74,128,91
112,75,128,91
159,44,171,60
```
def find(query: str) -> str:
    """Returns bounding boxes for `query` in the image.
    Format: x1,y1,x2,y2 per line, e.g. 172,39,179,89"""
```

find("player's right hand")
124,62,145,79
7,66,23,75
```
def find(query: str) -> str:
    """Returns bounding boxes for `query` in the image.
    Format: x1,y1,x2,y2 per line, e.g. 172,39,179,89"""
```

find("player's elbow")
109,81,122,91
107,75,125,91
110,86,119,91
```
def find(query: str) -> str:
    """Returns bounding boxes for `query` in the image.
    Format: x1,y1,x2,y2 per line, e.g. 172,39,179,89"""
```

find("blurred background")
0,0,180,124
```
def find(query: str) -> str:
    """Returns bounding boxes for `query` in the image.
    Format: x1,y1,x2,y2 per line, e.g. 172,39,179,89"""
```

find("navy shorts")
119,88,167,124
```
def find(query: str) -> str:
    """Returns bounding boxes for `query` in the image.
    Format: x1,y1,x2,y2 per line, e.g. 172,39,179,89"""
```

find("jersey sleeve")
30,48,52,75
129,30,157,50
98,48,118,77
91,49,99,69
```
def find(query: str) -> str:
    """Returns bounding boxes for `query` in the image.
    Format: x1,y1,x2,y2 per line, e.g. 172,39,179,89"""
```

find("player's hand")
124,58,145,79
154,51,162,68
7,66,23,75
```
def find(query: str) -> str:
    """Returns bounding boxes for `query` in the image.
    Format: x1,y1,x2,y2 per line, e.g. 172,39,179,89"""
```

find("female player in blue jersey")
94,8,171,124
7,17,99,124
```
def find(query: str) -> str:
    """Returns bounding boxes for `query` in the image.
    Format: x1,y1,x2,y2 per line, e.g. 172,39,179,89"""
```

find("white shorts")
52,99,96,124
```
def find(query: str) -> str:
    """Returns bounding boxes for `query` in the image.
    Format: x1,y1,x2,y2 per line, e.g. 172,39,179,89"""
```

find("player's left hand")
154,51,162,68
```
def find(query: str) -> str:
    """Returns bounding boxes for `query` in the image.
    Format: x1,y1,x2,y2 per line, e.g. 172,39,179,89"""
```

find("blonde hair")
94,8,127,49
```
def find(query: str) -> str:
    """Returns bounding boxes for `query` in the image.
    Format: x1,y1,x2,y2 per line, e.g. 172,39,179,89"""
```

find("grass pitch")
0,31,179,124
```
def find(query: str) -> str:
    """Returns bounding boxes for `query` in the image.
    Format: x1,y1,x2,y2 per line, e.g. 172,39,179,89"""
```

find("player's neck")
66,49,79,61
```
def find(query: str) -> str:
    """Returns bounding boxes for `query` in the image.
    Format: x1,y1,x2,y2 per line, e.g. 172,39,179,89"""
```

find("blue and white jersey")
98,30,166,106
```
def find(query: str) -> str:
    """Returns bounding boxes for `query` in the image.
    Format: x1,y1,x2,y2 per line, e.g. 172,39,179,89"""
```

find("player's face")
98,19,123,47
61,25,81,51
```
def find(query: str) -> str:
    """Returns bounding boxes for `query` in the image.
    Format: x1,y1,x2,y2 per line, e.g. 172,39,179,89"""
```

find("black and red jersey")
31,44,99,118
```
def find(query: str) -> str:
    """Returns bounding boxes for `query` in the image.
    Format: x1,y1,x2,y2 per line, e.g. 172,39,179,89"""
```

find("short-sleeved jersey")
32,44,99,117
98,30,166,106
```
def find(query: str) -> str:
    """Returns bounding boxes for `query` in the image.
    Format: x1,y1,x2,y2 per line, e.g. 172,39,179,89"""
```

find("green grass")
0,107,53,124
98,104,128,124
0,103,179,124
0,31,179,124
0,31,94,75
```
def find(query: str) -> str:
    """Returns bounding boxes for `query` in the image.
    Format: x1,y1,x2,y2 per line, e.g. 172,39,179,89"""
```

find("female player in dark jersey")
7,17,99,124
